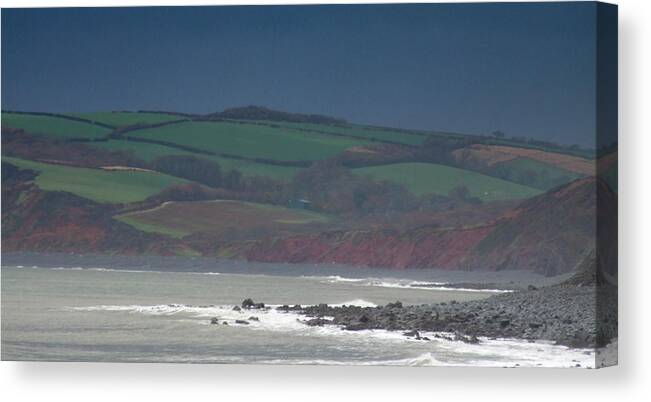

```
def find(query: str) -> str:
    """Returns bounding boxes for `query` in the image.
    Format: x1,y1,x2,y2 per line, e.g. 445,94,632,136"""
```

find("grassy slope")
354,162,541,202
91,140,299,181
129,121,367,161
1,112,110,139
3,156,189,204
69,112,183,127
116,199,330,238
489,157,583,191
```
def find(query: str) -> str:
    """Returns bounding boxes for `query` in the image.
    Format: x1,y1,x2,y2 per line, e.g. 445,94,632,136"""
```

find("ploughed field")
116,200,332,238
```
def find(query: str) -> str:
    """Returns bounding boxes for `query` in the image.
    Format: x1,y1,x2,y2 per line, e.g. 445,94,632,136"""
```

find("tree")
151,155,222,188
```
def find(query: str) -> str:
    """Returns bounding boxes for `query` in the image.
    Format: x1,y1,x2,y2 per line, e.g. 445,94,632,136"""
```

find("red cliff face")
1,177,192,256
227,225,493,270
224,177,614,276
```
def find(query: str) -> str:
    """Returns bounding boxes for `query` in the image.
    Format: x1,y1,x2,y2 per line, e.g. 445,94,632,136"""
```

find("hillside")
1,107,609,277
1,109,594,196
222,177,614,276
1,164,195,255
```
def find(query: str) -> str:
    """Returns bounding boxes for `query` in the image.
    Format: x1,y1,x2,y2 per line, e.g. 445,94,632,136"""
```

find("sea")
1,254,594,367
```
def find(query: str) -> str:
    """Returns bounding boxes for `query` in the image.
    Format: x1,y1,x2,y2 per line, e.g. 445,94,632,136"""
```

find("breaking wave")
301,275,512,293
66,302,594,367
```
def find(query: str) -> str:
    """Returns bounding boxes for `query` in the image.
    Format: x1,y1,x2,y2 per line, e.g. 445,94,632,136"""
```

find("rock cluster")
270,283,617,348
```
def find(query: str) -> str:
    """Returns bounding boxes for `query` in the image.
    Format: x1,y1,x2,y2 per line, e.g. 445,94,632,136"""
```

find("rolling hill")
1,106,610,276
353,162,541,201
124,120,368,162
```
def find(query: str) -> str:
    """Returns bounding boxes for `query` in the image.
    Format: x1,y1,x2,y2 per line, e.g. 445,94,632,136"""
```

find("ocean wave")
257,342,594,367
67,302,594,367
257,354,448,366
301,275,511,293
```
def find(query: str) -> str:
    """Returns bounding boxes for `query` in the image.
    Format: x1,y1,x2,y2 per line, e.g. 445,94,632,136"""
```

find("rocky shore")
302,283,616,348
230,279,616,349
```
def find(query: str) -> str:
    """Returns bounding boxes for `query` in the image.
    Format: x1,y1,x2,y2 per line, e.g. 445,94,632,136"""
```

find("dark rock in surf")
304,317,330,326
386,301,403,309
454,332,480,344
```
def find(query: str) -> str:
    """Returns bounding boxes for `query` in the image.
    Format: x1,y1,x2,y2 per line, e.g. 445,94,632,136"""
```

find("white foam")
301,275,512,293
67,302,594,367
257,354,447,366
258,343,593,368
330,299,378,308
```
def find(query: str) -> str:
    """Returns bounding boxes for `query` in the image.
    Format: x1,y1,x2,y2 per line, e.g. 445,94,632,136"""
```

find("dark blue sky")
2,3,600,147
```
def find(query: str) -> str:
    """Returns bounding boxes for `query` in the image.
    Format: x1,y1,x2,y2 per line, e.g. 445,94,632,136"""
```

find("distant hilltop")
208,105,347,126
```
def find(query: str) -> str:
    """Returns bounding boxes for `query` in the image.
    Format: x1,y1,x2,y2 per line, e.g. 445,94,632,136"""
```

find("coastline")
238,278,616,350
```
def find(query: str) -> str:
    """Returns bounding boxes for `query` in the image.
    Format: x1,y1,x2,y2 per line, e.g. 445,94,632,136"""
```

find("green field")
91,140,300,181
249,121,427,146
128,121,367,161
69,112,184,127
1,113,110,140
3,156,189,204
354,162,542,202
116,199,330,238
488,157,583,191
